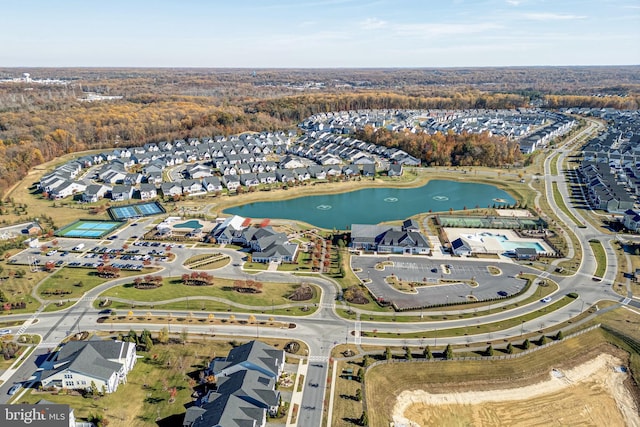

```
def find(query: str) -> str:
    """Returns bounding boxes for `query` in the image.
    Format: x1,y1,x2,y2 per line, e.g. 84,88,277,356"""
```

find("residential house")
49,181,87,200
82,184,111,203
387,163,404,177
181,179,204,195
223,175,241,191
39,340,136,394
138,183,158,201
111,184,133,202
160,182,183,198
623,209,640,232
202,176,223,193
208,340,285,380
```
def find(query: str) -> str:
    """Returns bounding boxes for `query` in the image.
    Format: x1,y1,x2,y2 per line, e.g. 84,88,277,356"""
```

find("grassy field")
589,240,607,278
0,268,44,315
39,267,157,300
99,277,321,307
3,151,113,228
17,336,302,427
365,329,632,427
331,360,366,427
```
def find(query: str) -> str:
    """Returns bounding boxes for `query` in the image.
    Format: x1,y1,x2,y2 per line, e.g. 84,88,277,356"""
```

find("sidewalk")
286,358,309,427
325,359,338,427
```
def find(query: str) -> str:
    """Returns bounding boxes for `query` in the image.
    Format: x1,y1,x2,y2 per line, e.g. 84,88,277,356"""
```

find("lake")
225,179,516,229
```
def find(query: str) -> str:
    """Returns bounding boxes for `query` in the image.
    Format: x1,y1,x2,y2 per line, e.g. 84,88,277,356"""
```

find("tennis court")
108,201,165,220
437,215,543,230
55,220,124,238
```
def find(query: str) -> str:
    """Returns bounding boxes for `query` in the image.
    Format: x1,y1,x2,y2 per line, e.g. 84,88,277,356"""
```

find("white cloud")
359,17,387,30
521,12,587,21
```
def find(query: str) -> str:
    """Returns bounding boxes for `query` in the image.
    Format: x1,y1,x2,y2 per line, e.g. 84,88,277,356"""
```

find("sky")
1,0,638,68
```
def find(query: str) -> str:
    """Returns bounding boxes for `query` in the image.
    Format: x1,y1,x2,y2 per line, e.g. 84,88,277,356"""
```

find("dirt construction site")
392,353,640,427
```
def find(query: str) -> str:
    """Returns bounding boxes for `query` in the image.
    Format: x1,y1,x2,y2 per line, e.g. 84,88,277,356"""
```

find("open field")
365,309,640,427
395,353,638,427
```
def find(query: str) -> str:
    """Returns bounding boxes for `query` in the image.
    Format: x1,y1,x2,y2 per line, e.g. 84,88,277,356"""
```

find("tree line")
355,126,523,167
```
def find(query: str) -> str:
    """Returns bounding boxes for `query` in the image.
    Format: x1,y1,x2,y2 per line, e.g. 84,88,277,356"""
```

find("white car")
0,329,12,335
8,383,22,395
540,297,552,303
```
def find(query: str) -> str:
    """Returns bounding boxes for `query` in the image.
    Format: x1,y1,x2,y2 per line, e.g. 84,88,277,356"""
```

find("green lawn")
550,152,560,176
39,267,156,300
551,182,584,228
589,240,607,278
104,299,317,316
99,277,321,307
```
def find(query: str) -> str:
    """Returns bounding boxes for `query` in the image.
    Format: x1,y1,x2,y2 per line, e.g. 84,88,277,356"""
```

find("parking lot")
351,255,530,310
6,218,179,272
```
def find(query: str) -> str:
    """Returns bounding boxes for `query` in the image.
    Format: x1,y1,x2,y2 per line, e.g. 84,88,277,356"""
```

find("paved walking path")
286,359,309,427
325,359,338,427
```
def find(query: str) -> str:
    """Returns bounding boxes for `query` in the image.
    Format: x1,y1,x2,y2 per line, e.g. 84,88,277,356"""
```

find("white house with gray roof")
39,340,136,394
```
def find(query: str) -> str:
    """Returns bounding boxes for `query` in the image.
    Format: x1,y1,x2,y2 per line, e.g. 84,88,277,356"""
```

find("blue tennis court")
55,220,124,238
108,201,165,220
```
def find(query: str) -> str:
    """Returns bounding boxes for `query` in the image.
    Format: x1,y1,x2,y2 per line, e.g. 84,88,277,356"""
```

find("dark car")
99,309,112,315
497,291,508,297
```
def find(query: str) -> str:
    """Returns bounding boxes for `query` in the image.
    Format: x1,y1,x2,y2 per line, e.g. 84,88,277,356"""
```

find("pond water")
225,179,516,229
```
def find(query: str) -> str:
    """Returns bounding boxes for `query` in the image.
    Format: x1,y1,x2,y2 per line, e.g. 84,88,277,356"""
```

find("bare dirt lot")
392,353,639,427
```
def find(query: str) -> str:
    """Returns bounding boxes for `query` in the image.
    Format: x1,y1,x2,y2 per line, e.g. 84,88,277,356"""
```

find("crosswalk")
622,297,631,305
308,355,328,363
14,305,45,338
354,321,362,345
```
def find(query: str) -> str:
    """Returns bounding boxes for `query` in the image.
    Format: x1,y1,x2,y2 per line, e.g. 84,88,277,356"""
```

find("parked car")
7,383,22,395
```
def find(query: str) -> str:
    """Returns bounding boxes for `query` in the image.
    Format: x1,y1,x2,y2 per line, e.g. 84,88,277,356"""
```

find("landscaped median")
588,239,607,278
361,293,579,339
96,276,321,316
100,310,295,330
182,253,230,270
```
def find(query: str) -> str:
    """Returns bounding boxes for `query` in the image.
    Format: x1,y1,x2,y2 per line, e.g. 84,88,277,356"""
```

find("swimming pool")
174,220,204,229
476,232,546,253
500,240,545,252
